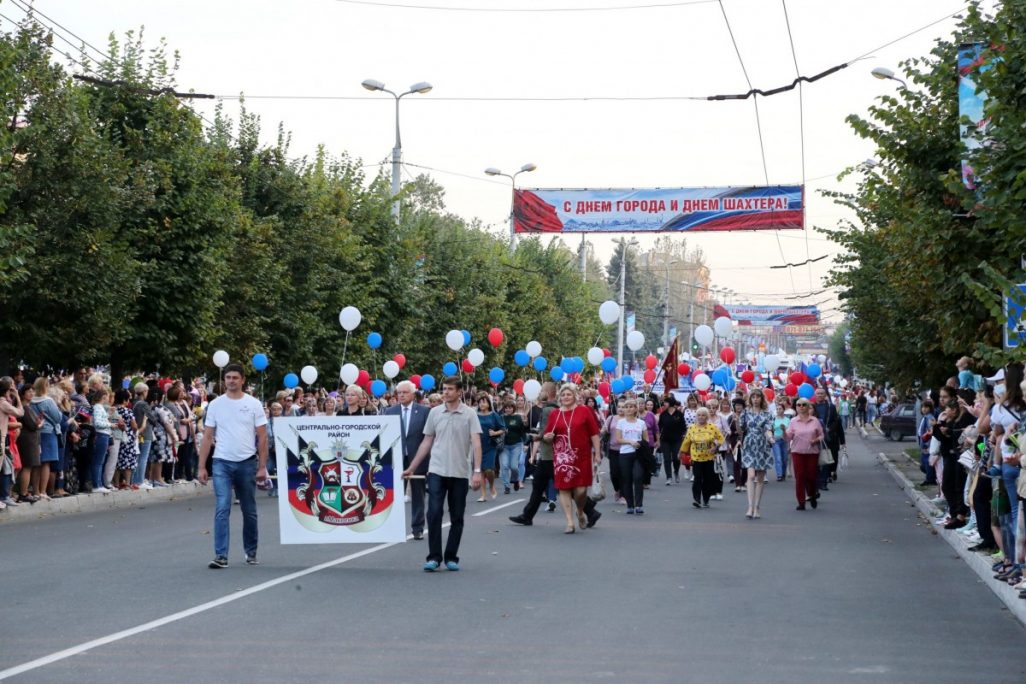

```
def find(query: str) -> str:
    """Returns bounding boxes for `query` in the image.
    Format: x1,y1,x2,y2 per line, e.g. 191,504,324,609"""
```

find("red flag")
659,337,679,392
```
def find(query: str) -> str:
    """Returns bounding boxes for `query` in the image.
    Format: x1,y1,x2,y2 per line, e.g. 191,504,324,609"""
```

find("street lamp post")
361,78,433,222
616,236,639,377
663,258,682,348
870,66,907,89
484,163,537,250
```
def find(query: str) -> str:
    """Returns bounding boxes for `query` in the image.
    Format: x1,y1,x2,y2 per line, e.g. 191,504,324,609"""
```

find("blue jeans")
212,457,259,559
518,446,527,483
499,444,523,488
867,406,877,424
90,433,111,489
1001,464,1019,548
772,438,789,479
133,440,152,485
426,473,468,564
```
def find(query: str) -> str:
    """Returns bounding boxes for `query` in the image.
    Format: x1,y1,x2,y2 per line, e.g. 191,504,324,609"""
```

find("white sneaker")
958,525,977,535
714,494,723,501
141,482,154,490
404,494,411,503
965,532,982,544
92,486,111,493
665,479,672,486
687,474,694,481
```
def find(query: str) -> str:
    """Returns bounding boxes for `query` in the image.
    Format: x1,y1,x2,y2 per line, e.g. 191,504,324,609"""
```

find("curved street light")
484,162,537,250
362,78,433,221
870,66,907,89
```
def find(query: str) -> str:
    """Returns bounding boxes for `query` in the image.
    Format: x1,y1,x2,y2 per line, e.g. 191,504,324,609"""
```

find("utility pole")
617,238,627,378
688,283,696,359
663,259,671,349
579,234,587,282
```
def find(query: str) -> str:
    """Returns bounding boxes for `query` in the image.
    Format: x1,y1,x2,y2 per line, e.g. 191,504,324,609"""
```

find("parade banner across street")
724,305,820,326
273,416,405,544
513,185,804,233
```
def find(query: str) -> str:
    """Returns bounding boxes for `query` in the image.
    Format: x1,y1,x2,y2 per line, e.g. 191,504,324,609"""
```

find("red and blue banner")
513,185,803,233
723,305,820,327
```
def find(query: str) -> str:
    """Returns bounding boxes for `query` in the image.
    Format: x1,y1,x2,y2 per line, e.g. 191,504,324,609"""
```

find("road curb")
876,451,1026,628
0,482,213,524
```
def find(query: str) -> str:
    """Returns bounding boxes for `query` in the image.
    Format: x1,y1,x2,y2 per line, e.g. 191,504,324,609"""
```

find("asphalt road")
1,429,1023,683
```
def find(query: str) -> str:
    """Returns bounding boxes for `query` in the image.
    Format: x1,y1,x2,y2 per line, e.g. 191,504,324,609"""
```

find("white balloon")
339,306,362,332
840,379,849,388
817,354,827,363
598,300,620,325
300,365,318,385
833,374,843,385
714,316,732,338
695,325,714,347
522,379,542,401
339,363,359,384
445,329,465,351
693,373,711,391
746,351,757,363
467,348,485,367
587,347,604,366
764,354,779,371
382,360,400,379
525,340,542,358
212,350,229,368
626,330,645,351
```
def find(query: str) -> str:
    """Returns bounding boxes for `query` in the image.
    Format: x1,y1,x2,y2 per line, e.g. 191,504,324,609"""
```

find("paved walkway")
1,429,1023,683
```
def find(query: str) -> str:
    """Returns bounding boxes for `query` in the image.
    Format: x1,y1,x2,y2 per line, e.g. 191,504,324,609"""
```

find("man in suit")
814,386,845,490
385,380,430,539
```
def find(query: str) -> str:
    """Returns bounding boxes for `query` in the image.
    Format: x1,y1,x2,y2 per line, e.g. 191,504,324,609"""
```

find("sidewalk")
0,482,212,524
872,434,1026,627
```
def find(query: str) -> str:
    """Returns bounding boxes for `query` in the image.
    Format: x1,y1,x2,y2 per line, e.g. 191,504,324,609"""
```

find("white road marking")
472,498,525,517
0,526,449,680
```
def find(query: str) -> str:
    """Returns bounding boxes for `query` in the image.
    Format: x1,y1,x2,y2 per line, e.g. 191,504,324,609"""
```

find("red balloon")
643,369,657,383
487,327,504,347
678,363,691,376
644,354,658,370
785,383,798,397
719,347,736,364
598,381,611,398
409,374,422,388
393,353,406,369
602,348,612,357
741,370,755,383
764,388,775,402
462,359,475,373
360,379,372,393
356,369,371,385
789,372,805,386
513,378,525,394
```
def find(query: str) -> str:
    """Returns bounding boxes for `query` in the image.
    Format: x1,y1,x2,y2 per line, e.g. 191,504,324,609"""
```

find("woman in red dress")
543,384,601,534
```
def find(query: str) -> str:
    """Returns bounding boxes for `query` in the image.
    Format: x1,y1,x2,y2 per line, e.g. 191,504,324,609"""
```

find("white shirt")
618,418,644,454
990,403,1023,461
204,394,267,462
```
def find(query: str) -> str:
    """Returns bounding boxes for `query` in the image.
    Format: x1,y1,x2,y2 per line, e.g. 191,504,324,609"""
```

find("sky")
3,0,984,324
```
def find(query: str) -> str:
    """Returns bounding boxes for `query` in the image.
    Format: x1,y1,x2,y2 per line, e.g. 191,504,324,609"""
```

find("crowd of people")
914,360,1026,601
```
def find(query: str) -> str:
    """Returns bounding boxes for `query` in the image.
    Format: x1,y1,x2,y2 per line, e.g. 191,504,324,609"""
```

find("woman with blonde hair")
543,383,602,532
680,407,724,509
614,398,649,515
740,389,775,519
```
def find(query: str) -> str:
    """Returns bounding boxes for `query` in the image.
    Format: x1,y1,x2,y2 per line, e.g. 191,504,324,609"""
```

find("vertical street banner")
274,416,405,544
660,337,680,391
958,42,993,190
513,186,803,233
626,312,636,333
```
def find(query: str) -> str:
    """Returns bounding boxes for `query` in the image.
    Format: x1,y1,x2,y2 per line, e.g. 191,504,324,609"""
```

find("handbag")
928,436,942,467
818,442,835,467
680,451,692,467
588,470,606,502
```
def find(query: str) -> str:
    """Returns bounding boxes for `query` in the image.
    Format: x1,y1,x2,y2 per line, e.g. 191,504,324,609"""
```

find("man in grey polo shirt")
403,376,482,572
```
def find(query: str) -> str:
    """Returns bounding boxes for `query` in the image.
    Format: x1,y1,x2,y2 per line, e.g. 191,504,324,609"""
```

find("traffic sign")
1005,283,1026,349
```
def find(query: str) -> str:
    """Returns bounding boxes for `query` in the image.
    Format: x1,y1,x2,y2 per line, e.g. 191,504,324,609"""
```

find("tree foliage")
823,2,1026,389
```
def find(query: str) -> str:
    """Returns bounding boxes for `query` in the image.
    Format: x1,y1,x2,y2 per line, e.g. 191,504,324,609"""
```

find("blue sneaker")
635,507,644,515
445,560,460,572
625,508,635,514
423,560,439,572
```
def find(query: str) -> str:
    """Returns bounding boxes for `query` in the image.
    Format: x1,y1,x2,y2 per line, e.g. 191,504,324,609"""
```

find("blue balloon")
550,366,564,381
798,382,815,399
442,361,458,376
284,373,299,389
575,357,585,373
806,363,822,379
461,330,471,346
725,375,737,391
367,332,383,350
420,374,436,391
251,353,269,371
121,378,131,390
610,378,623,394
600,357,616,373
565,357,578,374
533,356,548,372
370,379,387,397
489,367,505,384
623,376,636,390
712,369,728,387
514,350,530,367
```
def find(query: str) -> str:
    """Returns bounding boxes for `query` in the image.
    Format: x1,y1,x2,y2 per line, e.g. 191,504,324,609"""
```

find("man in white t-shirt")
197,363,268,569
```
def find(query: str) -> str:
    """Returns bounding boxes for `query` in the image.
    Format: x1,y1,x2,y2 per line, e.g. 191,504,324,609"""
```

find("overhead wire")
337,0,716,10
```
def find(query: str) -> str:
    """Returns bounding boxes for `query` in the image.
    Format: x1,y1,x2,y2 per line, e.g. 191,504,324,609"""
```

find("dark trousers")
941,455,968,519
607,450,622,495
620,452,644,508
733,452,748,487
692,460,716,504
661,440,682,479
179,441,197,481
522,459,553,521
792,452,819,505
426,473,468,564
972,476,996,546
409,476,426,535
